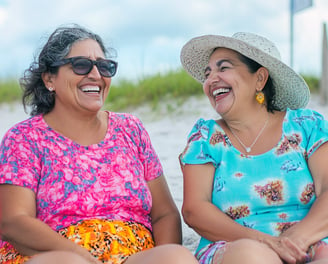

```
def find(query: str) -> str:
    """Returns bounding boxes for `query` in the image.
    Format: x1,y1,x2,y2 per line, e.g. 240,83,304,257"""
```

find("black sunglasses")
51,56,118,77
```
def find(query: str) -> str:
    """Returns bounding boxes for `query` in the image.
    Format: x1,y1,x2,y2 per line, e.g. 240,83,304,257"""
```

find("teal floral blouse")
180,108,328,252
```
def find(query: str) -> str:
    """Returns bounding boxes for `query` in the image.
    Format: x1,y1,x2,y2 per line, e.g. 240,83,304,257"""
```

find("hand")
262,236,307,264
280,225,309,253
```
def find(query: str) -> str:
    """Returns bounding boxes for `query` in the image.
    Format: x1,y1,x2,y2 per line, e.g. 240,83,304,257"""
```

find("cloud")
0,0,327,80
0,6,7,26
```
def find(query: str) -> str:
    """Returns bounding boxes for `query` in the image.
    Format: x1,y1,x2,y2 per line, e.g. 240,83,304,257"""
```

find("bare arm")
0,184,102,264
148,175,182,245
182,163,264,241
182,163,307,263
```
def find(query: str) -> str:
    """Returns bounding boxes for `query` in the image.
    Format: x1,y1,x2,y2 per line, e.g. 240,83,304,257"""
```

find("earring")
48,87,54,92
256,91,265,104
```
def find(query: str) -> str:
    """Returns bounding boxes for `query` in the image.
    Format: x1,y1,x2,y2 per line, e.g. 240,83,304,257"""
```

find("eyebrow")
204,59,231,73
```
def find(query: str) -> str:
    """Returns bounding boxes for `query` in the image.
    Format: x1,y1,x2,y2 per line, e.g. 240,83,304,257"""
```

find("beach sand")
1,94,328,252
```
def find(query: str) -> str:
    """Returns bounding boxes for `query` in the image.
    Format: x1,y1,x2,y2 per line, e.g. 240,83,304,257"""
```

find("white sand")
1,94,328,252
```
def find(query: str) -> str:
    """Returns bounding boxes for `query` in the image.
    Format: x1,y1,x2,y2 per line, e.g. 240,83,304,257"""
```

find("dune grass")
0,79,22,104
0,70,321,111
105,69,203,111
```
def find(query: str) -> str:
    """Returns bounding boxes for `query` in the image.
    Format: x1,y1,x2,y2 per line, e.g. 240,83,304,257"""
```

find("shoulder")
191,118,218,130
285,108,327,129
191,117,220,132
2,115,44,140
1,115,45,157
107,111,148,138
286,108,325,120
186,118,219,142
284,108,328,142
108,111,143,126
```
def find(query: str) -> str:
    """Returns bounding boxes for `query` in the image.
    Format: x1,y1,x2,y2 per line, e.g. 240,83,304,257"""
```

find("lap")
197,239,282,264
197,239,328,264
0,219,154,264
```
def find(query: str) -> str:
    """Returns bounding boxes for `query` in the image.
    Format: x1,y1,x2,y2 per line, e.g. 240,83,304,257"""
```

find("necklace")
227,115,269,153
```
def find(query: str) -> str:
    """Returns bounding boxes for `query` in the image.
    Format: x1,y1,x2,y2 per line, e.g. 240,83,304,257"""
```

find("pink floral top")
0,111,163,232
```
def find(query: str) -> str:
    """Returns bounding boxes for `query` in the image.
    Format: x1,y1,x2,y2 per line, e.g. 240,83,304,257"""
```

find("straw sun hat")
180,32,310,110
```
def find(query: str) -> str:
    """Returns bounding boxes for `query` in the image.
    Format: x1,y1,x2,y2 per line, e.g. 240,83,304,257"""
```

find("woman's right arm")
0,184,102,264
181,163,307,263
182,163,260,241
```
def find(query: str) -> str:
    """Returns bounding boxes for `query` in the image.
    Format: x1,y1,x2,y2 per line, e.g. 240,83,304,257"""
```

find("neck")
44,108,108,146
224,110,270,154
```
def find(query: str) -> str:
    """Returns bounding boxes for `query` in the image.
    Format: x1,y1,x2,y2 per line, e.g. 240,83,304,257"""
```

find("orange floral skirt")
0,219,155,263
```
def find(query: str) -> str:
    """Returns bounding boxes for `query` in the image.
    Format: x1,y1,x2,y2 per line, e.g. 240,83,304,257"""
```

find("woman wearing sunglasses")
0,24,198,264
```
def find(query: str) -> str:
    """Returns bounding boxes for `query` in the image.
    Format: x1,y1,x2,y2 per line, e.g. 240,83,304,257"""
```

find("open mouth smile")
212,88,231,97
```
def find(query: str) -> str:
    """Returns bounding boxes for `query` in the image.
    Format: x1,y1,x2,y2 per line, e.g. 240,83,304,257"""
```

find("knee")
229,238,266,252
223,239,280,264
156,244,198,264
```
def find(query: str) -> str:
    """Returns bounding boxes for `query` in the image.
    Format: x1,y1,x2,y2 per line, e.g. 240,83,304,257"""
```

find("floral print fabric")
0,112,163,238
180,108,328,253
0,219,155,264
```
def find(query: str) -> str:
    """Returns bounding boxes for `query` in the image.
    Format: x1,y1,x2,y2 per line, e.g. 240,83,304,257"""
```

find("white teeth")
81,86,100,92
213,88,230,96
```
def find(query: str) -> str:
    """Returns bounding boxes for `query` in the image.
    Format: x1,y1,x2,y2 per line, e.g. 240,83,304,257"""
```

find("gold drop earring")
256,91,265,104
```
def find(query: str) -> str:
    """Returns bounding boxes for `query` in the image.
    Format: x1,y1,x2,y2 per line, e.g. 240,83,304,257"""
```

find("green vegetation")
106,69,202,111
0,70,321,111
302,75,320,93
0,79,22,104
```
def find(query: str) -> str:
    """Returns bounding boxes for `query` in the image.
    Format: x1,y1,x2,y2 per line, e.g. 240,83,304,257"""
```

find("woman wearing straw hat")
179,32,328,264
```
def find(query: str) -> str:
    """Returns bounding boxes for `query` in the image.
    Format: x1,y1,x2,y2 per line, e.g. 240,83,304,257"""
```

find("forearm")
183,202,266,243
2,215,91,259
151,211,182,245
185,203,309,262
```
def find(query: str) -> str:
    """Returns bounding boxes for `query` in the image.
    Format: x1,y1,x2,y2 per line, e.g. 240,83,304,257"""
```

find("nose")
204,70,221,87
87,65,102,79
203,70,222,96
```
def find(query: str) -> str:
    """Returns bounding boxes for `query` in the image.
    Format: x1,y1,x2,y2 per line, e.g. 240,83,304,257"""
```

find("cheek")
103,79,112,96
105,79,111,90
202,81,211,96
106,78,112,88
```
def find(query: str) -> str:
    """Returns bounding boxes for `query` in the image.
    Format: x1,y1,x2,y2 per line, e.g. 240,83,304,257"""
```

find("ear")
42,72,55,90
255,67,269,91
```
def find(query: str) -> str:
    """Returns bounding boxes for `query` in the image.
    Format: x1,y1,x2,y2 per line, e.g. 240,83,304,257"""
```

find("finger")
280,237,307,263
269,239,297,263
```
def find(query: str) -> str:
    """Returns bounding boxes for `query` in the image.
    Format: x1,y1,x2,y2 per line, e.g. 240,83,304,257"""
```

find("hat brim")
180,34,310,110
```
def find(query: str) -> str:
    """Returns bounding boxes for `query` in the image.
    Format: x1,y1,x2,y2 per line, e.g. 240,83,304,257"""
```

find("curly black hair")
21,24,115,116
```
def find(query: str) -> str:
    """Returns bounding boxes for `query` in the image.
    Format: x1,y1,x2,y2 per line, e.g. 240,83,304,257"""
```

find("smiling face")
203,48,262,117
43,38,112,116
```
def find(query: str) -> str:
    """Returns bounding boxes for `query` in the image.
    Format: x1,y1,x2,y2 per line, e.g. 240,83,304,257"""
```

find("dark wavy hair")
21,24,115,116
237,53,279,113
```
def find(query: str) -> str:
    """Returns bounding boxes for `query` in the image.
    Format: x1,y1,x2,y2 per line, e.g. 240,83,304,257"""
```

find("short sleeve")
179,118,219,168
304,110,328,157
0,124,41,192
124,114,163,181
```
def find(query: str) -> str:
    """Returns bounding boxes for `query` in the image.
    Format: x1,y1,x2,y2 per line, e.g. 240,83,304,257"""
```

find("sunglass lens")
98,60,117,77
72,58,92,75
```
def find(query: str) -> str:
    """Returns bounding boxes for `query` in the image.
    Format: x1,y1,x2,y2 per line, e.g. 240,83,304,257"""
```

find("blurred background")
0,0,327,82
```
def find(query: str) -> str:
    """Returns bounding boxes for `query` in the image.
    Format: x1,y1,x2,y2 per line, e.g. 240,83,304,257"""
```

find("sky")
0,0,327,84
